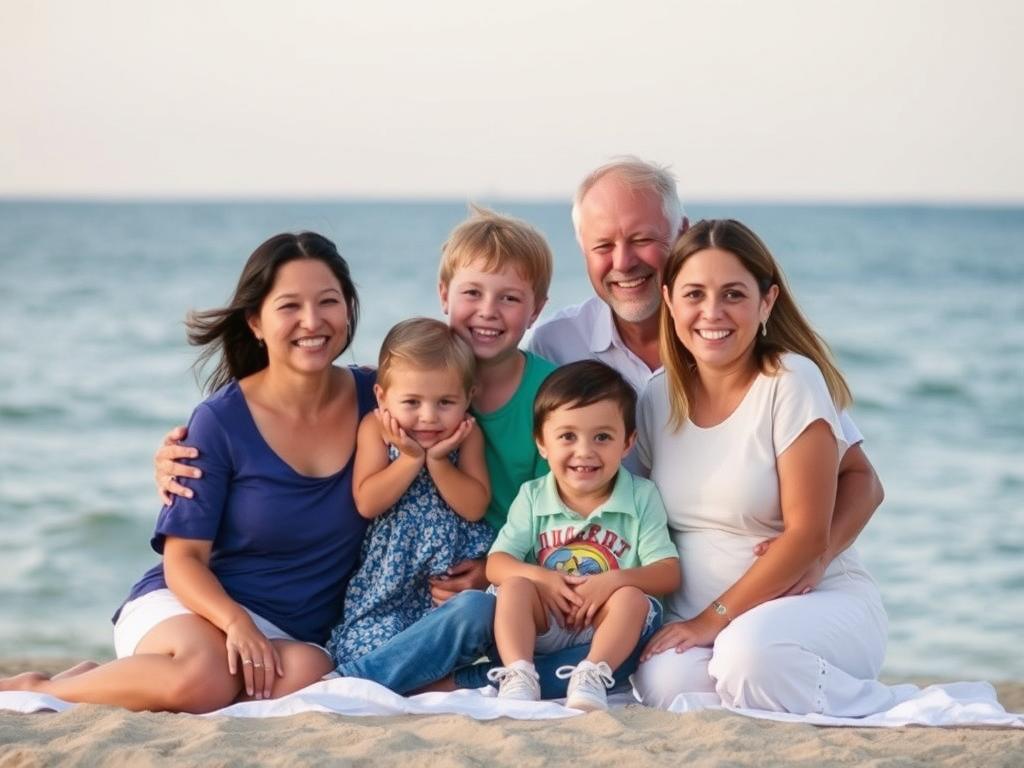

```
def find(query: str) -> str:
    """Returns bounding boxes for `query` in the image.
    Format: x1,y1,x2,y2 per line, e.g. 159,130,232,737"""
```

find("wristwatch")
711,600,730,622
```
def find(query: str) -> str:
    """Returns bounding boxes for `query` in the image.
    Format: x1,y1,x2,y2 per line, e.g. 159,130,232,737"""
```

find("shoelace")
487,665,539,687
554,661,615,689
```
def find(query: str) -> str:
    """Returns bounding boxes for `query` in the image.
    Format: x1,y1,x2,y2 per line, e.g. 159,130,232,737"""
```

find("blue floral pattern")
328,445,495,665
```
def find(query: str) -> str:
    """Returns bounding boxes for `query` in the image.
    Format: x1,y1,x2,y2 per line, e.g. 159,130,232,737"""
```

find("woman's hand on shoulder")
154,425,201,505
425,416,476,462
640,613,723,661
223,613,284,701
375,409,424,461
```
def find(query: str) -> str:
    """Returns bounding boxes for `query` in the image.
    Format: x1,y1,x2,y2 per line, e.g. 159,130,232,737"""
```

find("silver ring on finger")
242,659,253,666
253,662,264,669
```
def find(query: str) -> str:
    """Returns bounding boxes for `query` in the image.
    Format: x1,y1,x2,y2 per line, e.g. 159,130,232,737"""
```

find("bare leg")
51,661,100,680
585,586,649,670
0,615,240,713
3,661,103,688
234,640,334,701
493,576,548,665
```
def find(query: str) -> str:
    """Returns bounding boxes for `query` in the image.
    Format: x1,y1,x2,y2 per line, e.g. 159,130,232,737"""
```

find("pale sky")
2,0,1022,202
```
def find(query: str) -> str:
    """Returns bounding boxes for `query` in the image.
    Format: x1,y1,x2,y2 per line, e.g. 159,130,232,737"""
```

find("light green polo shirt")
489,467,678,573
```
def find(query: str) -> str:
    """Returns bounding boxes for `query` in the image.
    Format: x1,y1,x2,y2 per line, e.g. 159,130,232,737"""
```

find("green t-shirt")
489,467,678,572
473,351,556,529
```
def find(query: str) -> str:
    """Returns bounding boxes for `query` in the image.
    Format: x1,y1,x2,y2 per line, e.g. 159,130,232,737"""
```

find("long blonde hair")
659,219,851,429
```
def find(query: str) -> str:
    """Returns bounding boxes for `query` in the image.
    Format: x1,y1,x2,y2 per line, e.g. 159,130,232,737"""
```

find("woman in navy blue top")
1,232,375,712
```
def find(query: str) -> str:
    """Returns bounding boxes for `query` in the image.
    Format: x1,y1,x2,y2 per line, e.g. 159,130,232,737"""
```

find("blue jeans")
337,589,663,699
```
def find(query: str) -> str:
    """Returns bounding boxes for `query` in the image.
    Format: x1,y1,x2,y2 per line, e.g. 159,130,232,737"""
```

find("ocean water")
1,200,1021,681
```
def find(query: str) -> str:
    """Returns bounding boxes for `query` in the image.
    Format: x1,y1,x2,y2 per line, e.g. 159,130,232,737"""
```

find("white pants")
632,564,897,716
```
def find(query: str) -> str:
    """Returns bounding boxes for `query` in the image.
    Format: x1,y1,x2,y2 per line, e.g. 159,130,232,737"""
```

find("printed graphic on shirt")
536,523,633,573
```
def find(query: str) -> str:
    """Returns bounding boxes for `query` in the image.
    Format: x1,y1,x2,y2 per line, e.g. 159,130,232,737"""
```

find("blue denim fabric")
454,594,664,699
337,587,663,699
336,588,496,694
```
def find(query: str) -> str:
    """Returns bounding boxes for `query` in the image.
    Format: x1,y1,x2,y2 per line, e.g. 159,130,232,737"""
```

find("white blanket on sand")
2,677,1022,727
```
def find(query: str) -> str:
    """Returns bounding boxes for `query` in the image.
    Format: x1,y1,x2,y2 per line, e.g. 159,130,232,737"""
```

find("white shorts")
113,588,326,659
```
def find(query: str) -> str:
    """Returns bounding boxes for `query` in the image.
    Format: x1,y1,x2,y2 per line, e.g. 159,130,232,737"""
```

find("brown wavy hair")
659,219,851,429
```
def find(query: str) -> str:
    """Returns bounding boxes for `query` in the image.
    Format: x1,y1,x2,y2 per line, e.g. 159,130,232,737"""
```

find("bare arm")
154,426,202,504
352,411,424,519
426,421,490,522
829,443,883,560
717,420,836,613
163,537,282,698
752,442,884,593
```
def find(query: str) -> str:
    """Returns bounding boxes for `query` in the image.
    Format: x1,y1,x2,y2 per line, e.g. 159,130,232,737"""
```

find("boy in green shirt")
486,360,680,710
429,207,557,599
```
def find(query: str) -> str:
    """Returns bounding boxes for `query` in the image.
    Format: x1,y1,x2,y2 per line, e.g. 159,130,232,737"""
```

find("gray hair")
570,156,685,245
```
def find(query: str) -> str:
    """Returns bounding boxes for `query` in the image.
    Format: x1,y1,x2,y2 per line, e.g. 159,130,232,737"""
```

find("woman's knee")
135,615,239,712
269,643,333,697
164,650,240,713
709,631,799,711
632,647,715,710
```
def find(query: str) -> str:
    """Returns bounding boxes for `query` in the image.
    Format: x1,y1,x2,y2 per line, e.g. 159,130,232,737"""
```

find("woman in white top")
632,219,895,715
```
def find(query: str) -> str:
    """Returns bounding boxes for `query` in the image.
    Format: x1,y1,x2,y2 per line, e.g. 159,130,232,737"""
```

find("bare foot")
52,661,100,681
0,671,50,692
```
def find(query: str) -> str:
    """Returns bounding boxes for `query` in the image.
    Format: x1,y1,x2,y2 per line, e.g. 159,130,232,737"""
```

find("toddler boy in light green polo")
490,467,677,573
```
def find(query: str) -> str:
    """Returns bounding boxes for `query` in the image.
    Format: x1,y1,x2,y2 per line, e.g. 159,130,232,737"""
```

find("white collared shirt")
527,297,662,392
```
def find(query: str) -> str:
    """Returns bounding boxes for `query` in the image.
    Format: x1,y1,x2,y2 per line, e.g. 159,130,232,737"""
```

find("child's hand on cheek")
375,409,425,461
425,416,475,461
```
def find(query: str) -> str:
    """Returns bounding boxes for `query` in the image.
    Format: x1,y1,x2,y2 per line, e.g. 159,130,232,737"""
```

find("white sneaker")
487,664,541,701
556,660,615,712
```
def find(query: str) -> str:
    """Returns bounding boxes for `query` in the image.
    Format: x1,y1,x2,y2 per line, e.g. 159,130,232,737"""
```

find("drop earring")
760,320,767,337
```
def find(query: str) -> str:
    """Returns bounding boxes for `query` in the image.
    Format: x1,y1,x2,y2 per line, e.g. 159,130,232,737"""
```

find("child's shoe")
487,663,541,701
556,660,615,712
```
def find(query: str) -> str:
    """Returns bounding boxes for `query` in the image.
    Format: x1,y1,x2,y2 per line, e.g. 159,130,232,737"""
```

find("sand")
1,660,1022,768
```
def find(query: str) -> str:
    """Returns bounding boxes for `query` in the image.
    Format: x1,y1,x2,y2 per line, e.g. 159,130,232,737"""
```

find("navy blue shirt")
117,367,376,643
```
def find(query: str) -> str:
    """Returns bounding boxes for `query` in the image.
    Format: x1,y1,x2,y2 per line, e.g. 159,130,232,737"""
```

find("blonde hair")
659,219,852,429
377,317,476,394
571,156,685,245
438,205,553,304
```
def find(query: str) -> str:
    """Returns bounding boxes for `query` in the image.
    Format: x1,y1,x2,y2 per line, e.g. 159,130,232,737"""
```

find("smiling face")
248,258,349,375
663,247,778,375
536,398,635,513
374,364,470,448
439,260,544,366
576,174,676,325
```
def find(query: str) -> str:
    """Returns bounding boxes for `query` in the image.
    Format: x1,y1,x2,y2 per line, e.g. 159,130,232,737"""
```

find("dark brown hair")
187,232,360,393
533,360,637,440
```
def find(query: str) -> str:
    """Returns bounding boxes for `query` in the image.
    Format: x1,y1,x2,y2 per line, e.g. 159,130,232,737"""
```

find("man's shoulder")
528,298,607,364
532,297,604,334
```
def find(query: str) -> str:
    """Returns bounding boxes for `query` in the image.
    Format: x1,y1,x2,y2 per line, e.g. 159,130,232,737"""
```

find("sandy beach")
2,659,1021,767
